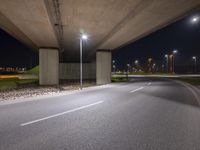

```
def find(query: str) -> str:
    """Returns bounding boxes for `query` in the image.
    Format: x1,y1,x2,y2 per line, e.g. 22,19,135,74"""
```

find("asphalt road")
0,78,200,150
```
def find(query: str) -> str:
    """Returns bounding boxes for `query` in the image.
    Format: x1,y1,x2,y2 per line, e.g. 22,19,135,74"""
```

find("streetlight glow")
173,50,178,54
172,50,178,73
192,56,196,60
164,54,169,73
81,34,88,40
191,16,199,23
192,56,197,73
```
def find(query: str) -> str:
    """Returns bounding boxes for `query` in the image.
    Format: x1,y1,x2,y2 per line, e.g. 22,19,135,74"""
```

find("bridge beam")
39,48,59,85
96,50,112,85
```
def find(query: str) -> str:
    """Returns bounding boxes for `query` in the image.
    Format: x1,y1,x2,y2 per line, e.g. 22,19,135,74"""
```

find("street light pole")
80,34,88,90
165,54,168,73
80,38,83,90
126,64,130,80
112,60,116,74
134,60,139,72
192,56,197,73
169,55,173,73
173,56,175,73
172,50,178,74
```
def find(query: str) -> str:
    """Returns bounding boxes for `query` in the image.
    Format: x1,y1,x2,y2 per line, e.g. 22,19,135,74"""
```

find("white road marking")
147,82,151,86
130,87,144,93
20,101,104,126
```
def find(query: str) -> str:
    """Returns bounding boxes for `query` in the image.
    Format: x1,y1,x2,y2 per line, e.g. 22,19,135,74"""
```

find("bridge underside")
0,0,200,85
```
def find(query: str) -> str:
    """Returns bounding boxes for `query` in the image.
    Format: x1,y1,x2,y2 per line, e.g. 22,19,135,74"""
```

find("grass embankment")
0,66,39,91
112,76,128,82
173,77,200,86
25,66,39,75
0,79,38,91
0,78,38,91
115,72,174,76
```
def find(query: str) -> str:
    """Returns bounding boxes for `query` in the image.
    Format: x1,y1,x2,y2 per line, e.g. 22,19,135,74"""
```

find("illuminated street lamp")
134,60,139,72
127,64,130,73
173,50,178,54
113,65,116,71
126,64,130,79
191,16,199,24
165,54,169,73
172,50,178,73
169,54,173,73
80,34,88,90
153,63,156,69
112,60,116,73
192,56,197,73
81,34,88,40
134,60,139,66
148,58,153,72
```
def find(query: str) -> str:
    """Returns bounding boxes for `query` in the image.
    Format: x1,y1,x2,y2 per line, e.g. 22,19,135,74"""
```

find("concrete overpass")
0,0,200,85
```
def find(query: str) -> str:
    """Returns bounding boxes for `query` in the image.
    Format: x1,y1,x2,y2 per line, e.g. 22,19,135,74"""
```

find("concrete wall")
96,50,112,85
59,63,96,80
39,48,59,85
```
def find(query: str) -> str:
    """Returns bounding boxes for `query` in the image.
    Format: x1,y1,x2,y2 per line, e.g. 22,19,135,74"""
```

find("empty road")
0,78,200,150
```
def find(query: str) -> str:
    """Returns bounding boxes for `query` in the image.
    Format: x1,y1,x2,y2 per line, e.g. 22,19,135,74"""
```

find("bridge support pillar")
96,50,112,85
39,48,59,85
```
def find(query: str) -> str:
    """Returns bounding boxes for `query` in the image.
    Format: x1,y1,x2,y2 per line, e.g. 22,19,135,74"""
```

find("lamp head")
173,50,178,54
81,34,88,40
191,16,199,23
192,56,196,60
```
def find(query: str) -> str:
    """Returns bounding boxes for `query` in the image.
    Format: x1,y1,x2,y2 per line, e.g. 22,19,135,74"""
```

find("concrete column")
39,48,59,85
96,50,112,85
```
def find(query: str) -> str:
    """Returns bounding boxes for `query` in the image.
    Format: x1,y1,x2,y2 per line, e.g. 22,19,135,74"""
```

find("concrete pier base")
39,48,59,85
96,50,112,85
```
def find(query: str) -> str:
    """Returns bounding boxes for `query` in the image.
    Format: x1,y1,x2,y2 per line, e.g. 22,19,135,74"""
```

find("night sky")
0,29,38,69
113,11,200,73
0,11,199,72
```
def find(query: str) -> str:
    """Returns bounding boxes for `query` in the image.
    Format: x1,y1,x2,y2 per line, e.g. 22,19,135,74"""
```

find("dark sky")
0,29,38,69
113,11,200,72
0,11,199,72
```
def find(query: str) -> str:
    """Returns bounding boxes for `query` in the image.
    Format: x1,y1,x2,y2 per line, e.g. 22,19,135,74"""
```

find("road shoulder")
0,84,113,106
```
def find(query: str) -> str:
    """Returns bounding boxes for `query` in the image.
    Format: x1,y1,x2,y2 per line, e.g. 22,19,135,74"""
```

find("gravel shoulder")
0,82,96,101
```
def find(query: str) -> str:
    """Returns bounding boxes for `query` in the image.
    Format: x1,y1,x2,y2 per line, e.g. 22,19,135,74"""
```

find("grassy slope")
0,79,38,91
112,76,128,82
0,79,17,91
26,66,39,75
0,66,39,91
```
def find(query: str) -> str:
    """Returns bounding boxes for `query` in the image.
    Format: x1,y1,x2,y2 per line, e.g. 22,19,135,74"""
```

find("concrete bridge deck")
0,0,199,85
